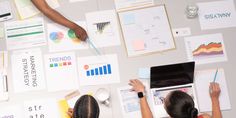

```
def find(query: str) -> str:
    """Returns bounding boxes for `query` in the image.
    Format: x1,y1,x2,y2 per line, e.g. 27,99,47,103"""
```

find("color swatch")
49,32,64,43
68,29,80,43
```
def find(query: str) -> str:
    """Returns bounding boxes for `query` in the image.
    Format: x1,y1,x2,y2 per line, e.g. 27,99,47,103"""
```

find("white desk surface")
0,0,236,118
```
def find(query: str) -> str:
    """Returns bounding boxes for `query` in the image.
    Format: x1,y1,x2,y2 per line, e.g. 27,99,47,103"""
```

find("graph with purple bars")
86,64,112,76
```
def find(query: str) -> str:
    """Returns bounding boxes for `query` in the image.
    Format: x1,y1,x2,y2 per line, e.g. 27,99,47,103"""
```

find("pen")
213,68,218,83
87,38,101,55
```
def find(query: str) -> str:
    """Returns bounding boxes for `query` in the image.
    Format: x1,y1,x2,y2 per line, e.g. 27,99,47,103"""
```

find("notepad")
58,100,70,118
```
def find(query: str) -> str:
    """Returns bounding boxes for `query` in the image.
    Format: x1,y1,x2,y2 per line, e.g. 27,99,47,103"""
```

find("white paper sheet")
11,48,46,93
198,0,236,30
118,5,175,57
77,54,120,86
44,52,78,92
0,1,13,22
195,69,231,112
5,18,46,50
117,81,149,118
14,0,60,19
0,105,23,118
47,21,88,52
184,33,227,65
24,98,60,118
69,0,88,3
86,10,121,48
114,0,154,11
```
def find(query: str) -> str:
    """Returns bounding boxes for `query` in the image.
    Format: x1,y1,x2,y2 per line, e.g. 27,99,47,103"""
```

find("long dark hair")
165,91,198,118
73,95,100,118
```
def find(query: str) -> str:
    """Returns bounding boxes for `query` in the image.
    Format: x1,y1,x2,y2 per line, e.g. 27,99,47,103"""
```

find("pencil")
213,68,218,82
87,38,101,55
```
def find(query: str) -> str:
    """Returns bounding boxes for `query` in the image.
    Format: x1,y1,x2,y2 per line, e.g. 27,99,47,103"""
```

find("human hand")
209,82,221,100
73,25,88,41
67,108,73,118
129,79,145,93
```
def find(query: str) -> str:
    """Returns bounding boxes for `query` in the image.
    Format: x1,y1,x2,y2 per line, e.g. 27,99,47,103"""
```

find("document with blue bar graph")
77,54,120,86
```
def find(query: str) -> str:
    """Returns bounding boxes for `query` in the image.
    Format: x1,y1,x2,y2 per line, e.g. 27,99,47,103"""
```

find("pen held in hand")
213,68,218,83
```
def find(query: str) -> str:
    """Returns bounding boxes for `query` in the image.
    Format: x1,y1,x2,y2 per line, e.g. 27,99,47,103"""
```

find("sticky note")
132,40,145,51
58,99,70,118
122,13,135,25
138,68,150,79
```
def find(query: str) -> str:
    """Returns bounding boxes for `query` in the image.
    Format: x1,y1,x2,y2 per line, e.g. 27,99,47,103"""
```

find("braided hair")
73,95,100,118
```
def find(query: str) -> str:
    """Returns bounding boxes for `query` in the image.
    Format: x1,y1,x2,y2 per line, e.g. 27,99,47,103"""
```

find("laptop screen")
150,62,195,88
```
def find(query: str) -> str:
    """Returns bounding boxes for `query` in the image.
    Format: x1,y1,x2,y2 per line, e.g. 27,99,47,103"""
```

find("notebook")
150,62,198,118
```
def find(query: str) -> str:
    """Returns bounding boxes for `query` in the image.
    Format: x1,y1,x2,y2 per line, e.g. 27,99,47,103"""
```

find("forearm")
31,0,78,29
211,98,222,118
140,97,153,118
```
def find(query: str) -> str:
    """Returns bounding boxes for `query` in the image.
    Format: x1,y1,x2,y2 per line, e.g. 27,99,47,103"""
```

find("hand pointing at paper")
31,0,88,41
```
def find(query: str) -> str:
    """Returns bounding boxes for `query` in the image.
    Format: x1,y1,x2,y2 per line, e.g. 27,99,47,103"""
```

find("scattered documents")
198,0,236,30
14,0,60,19
118,5,175,57
0,105,23,118
5,18,46,50
77,54,120,86
0,1,13,22
44,52,78,92
86,10,121,48
47,21,88,52
195,69,231,112
184,33,227,65
24,98,60,118
11,48,46,93
114,0,154,11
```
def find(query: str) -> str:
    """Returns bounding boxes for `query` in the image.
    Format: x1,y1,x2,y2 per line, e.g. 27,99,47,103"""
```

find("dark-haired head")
164,90,198,118
73,95,100,118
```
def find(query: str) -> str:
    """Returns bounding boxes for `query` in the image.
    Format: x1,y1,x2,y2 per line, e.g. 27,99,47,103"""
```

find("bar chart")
86,64,112,76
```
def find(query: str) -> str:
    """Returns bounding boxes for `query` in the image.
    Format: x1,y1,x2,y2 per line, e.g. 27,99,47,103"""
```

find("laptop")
150,62,198,118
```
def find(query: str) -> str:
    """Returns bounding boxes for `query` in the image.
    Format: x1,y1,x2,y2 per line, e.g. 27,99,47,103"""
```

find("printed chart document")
195,69,231,112
86,10,121,48
77,54,120,86
5,18,46,50
114,0,154,11
184,33,227,65
0,105,23,118
14,0,60,19
0,1,13,22
118,5,175,57
117,82,149,118
47,21,88,52
198,0,236,30
44,52,78,92
11,48,46,93
24,98,60,118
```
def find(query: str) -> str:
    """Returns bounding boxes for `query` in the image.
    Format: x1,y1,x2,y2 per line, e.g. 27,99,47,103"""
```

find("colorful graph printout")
47,21,88,52
184,33,227,65
77,54,120,86
44,52,78,92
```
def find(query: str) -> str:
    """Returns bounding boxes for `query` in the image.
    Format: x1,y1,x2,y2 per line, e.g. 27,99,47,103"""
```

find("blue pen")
213,69,218,82
86,38,101,55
